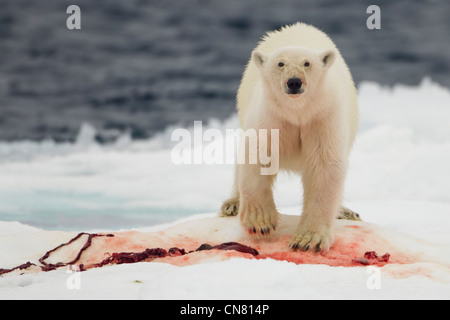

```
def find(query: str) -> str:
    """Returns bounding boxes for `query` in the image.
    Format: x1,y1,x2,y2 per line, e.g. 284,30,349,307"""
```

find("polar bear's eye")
278,62,284,67
304,61,310,67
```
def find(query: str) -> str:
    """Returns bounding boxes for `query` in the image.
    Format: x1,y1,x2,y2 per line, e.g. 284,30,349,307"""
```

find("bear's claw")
240,202,279,237
289,226,333,253
220,197,240,217
337,207,361,221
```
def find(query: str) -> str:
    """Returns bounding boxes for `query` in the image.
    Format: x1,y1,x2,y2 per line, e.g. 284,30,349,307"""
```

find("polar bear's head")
252,46,336,101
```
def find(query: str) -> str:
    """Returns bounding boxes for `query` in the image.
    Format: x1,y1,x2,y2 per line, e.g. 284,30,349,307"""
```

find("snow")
0,211,449,300
0,79,450,300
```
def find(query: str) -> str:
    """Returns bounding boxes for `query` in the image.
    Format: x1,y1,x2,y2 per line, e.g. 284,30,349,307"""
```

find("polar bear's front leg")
289,124,347,252
289,161,346,252
238,163,279,236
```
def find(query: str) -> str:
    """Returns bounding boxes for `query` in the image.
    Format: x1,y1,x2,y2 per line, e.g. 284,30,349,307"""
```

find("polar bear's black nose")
287,77,302,92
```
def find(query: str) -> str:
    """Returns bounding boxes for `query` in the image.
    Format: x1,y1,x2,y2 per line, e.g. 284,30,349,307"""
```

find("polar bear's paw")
289,224,334,252
337,206,361,221
239,201,279,236
219,197,240,217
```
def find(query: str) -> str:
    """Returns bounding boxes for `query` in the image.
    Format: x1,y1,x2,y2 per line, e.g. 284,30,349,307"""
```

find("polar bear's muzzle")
285,77,305,95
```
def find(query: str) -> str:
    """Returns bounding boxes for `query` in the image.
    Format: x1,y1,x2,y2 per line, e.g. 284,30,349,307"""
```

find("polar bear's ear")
321,50,336,69
252,50,267,69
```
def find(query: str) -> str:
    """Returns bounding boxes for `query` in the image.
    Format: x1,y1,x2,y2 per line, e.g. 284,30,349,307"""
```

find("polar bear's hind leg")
337,206,361,221
221,200,361,222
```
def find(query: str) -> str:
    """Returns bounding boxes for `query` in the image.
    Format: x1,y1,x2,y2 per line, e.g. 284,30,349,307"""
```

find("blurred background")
0,0,449,142
0,0,449,231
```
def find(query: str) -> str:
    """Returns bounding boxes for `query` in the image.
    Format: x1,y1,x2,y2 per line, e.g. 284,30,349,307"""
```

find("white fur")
220,22,359,252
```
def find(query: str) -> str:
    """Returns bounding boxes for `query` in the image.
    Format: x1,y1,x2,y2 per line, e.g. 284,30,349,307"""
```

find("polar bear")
220,22,360,252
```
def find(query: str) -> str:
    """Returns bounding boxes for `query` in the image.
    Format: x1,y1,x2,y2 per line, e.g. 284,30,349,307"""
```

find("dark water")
0,0,449,142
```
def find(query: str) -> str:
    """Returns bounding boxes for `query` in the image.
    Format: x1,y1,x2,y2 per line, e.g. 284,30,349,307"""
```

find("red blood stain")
352,251,391,266
1,228,413,276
